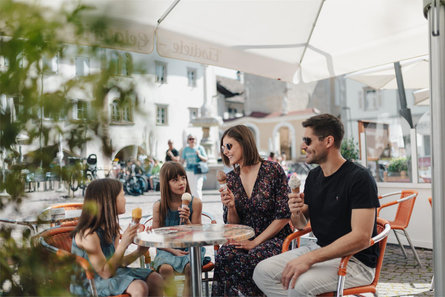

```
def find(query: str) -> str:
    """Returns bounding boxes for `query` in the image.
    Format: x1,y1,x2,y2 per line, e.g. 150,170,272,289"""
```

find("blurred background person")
181,134,207,199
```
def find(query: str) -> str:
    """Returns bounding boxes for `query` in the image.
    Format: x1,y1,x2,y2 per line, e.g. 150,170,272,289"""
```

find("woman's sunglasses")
221,143,233,152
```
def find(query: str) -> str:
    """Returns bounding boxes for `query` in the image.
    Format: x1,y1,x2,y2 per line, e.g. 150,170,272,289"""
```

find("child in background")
70,178,163,297
151,161,205,297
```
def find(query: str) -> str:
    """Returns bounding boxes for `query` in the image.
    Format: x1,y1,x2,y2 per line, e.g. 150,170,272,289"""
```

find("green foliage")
341,138,360,161
387,157,408,173
0,0,146,295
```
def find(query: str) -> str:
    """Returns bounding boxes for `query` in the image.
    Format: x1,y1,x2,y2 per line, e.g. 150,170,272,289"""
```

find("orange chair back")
49,203,83,211
428,197,432,207
41,226,76,252
378,190,417,229
318,217,390,296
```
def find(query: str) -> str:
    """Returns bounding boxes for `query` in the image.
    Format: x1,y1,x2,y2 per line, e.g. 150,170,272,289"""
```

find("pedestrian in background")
181,134,207,199
165,139,180,162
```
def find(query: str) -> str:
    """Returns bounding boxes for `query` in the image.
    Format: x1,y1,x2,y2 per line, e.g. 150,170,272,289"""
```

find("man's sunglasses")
303,136,326,146
188,138,195,141
221,143,233,152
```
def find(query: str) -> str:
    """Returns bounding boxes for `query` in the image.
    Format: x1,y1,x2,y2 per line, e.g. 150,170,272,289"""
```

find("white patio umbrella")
39,0,428,84
345,56,430,90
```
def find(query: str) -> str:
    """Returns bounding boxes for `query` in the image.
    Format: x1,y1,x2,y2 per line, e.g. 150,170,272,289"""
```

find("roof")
217,76,244,99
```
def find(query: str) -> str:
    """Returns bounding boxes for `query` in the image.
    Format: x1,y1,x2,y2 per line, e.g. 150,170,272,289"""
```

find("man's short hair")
302,113,344,148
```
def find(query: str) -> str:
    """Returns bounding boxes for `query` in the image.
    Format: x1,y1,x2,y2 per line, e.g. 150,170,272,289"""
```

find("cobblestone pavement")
378,244,434,297
0,188,436,296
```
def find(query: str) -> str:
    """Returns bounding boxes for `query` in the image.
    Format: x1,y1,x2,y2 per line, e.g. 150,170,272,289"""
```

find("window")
362,88,380,111
155,61,167,83
187,68,197,87
110,99,133,124
42,54,58,74
156,104,168,125
73,100,87,120
75,56,90,76
189,107,199,121
110,52,132,76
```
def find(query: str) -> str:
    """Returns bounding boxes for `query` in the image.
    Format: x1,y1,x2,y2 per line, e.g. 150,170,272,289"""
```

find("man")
253,113,380,296
165,139,180,162
181,134,207,198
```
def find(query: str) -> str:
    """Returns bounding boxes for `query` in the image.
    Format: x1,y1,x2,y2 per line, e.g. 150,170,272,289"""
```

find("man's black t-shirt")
165,148,179,162
304,160,380,268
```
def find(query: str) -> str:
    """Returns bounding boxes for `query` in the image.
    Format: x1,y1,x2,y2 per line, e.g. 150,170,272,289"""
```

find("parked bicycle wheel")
70,173,79,192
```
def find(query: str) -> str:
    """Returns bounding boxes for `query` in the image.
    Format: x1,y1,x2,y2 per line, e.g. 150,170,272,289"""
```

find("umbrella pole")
425,0,445,295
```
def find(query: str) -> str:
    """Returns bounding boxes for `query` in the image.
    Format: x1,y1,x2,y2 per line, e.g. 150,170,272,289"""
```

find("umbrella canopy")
38,0,428,84
345,56,429,89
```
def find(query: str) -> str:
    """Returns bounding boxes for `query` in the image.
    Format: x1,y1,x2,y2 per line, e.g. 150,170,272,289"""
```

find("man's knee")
253,258,273,285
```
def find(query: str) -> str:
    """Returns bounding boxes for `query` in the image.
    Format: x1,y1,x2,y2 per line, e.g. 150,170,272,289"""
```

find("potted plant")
341,138,360,161
387,157,408,178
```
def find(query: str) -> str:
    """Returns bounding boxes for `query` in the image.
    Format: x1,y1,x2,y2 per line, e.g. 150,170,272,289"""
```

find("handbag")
194,161,209,174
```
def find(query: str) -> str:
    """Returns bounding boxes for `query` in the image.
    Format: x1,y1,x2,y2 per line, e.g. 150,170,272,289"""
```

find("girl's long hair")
159,161,191,227
72,178,122,243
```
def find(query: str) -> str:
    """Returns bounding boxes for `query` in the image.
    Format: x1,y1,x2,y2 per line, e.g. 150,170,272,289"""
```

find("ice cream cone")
131,207,142,225
216,170,227,190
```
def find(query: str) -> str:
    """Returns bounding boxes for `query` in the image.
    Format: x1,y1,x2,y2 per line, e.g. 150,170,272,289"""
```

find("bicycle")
68,154,98,196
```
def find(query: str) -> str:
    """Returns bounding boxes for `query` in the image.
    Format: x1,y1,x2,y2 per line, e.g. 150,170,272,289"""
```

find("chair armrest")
55,249,95,280
202,211,217,224
282,226,312,253
377,193,417,215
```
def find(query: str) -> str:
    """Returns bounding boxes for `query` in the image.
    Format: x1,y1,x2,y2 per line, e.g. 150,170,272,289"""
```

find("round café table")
134,223,255,297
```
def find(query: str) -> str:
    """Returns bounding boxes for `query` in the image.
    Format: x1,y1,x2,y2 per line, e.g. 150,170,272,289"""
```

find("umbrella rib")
157,0,182,25
300,0,326,64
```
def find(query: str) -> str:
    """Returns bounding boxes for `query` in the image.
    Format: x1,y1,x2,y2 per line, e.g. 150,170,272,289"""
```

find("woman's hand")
178,205,191,224
120,224,139,248
220,187,235,209
171,249,189,257
229,239,258,251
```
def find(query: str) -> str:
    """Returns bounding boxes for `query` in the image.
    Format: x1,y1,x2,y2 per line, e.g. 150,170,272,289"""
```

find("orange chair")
428,196,432,207
141,211,218,297
282,217,391,297
38,225,130,297
377,190,421,266
38,203,83,229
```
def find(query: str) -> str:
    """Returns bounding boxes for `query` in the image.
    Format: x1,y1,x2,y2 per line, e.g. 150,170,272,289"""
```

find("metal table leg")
190,245,203,297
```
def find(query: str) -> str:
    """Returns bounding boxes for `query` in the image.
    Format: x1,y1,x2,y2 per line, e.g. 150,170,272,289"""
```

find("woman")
181,134,207,199
212,125,292,296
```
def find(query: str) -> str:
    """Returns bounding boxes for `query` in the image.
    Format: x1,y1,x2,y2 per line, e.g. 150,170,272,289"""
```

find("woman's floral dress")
212,160,292,297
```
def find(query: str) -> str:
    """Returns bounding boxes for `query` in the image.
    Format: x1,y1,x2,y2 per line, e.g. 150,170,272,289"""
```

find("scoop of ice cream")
131,207,142,225
181,193,192,206
216,170,227,184
289,174,301,192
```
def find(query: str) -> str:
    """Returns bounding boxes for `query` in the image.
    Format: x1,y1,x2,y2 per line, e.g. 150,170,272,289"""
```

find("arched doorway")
113,145,146,163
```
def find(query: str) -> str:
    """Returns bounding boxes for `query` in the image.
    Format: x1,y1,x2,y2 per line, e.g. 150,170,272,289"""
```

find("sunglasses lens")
221,143,233,152
303,137,311,146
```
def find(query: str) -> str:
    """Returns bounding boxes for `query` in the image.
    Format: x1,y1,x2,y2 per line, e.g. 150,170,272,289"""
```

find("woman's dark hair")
302,113,344,148
72,178,122,244
159,161,191,227
220,125,262,167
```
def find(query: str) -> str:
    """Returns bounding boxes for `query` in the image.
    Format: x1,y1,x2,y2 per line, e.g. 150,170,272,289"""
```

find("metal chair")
38,225,130,297
377,190,421,266
282,217,391,297
428,197,434,291
141,211,218,297
0,203,83,234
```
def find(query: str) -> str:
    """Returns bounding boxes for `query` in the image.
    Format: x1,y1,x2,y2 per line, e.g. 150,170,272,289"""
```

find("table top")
134,224,255,248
